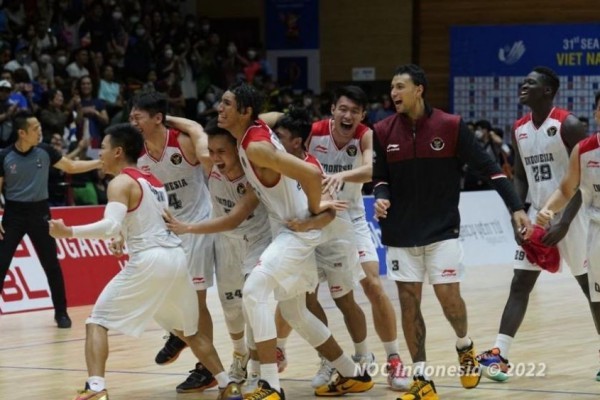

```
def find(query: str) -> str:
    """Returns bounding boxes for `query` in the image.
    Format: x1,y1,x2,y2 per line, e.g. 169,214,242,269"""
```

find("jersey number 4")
168,193,183,210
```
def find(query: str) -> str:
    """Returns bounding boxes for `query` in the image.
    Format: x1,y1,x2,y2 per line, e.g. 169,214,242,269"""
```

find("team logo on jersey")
170,153,183,165
346,145,358,157
430,137,445,151
314,144,328,153
386,144,400,152
9,163,16,174
546,126,558,137
587,160,600,168
237,183,247,195
140,165,151,172
517,132,528,141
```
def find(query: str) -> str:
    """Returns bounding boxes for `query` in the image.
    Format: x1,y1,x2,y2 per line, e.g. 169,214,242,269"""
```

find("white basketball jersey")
579,133,600,221
207,165,270,240
121,168,181,253
137,128,211,222
307,119,369,219
514,108,571,210
238,120,310,228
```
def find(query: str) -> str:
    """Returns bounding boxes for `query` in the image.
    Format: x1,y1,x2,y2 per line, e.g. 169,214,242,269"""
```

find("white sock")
248,359,261,376
87,376,105,392
412,361,428,380
382,340,399,357
353,339,369,357
276,337,287,350
232,337,247,355
456,335,472,350
215,371,230,388
494,334,513,358
330,354,357,377
260,363,280,392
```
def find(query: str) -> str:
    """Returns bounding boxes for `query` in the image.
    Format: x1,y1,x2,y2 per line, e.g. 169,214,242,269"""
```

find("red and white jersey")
207,165,270,240
138,128,211,222
238,120,310,228
121,167,181,254
579,133,600,221
514,108,572,210
307,119,369,219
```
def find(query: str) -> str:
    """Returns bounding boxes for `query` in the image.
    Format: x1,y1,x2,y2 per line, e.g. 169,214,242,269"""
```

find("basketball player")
273,107,380,389
476,67,600,381
130,92,217,393
219,82,373,399
48,123,241,400
306,85,408,390
373,64,530,400
162,116,271,384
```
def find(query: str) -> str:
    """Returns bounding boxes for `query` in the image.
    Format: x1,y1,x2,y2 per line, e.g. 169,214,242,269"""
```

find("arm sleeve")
456,120,524,212
372,126,391,200
71,202,127,239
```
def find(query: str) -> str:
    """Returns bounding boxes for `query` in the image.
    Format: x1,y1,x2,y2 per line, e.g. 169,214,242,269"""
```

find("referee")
0,111,102,328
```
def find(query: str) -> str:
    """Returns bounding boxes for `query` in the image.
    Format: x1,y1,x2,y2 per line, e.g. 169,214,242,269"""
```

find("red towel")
521,225,560,273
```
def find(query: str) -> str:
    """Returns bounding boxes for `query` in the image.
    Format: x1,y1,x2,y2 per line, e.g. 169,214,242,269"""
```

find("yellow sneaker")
243,380,285,399
217,382,243,400
314,372,374,396
397,376,438,400
457,341,482,389
72,388,108,400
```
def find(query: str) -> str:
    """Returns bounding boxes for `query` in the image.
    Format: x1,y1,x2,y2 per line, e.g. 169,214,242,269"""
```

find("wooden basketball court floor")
1,263,599,399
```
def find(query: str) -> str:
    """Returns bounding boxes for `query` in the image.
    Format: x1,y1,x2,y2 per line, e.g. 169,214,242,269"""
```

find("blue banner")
265,0,319,50
451,23,600,76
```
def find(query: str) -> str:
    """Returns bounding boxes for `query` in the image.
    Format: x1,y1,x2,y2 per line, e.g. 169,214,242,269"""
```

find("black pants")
0,200,67,314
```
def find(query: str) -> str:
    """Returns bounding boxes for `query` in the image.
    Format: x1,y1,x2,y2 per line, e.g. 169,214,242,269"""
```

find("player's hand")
536,208,554,226
163,209,188,235
286,218,312,232
109,234,125,257
374,199,390,221
322,173,344,196
541,221,569,246
0,220,4,240
511,210,531,244
49,219,71,238
318,199,349,213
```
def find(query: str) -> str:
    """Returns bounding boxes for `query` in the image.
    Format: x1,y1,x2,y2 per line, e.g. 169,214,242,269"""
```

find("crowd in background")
0,0,526,207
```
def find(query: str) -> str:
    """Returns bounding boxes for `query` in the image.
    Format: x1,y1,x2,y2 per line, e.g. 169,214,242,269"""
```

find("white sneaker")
386,353,410,391
276,346,288,373
228,351,249,383
311,357,336,388
352,352,376,373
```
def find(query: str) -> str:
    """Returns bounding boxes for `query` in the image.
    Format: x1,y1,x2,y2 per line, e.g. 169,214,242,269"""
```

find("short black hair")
595,91,600,109
333,85,368,110
104,123,144,164
393,64,428,97
475,119,492,131
532,66,560,96
228,82,264,120
274,106,312,144
131,91,169,121
204,118,236,145
13,110,35,140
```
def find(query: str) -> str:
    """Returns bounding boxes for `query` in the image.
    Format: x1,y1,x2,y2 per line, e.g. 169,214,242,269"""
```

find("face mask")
202,24,210,32
164,49,173,58
247,50,257,59
475,129,484,139
303,97,312,107
136,28,145,37
130,16,140,24
112,11,122,20
40,54,51,64
187,22,195,29
227,44,236,55
57,55,67,65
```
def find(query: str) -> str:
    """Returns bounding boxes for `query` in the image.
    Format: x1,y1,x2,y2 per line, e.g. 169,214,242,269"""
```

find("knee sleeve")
222,303,245,335
243,271,277,343
279,295,331,348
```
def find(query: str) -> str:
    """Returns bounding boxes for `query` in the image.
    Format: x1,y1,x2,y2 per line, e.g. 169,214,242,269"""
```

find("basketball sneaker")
314,371,374,396
311,357,335,388
71,384,108,400
386,353,410,391
397,376,439,400
276,346,287,373
217,382,243,400
457,341,481,388
55,312,72,329
243,373,261,395
243,379,285,399
155,333,187,365
351,352,375,372
476,347,510,382
176,362,218,393
229,351,250,383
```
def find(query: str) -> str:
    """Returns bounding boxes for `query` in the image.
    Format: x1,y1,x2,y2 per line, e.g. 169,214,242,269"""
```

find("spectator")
0,80,18,147
76,75,109,148
4,42,34,80
38,88,79,143
98,65,123,117
66,47,91,79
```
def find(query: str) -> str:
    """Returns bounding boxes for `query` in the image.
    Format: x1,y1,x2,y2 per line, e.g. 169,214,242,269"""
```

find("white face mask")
475,129,484,139
112,11,122,20
136,28,145,37
247,50,257,59
57,55,67,65
164,49,173,58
